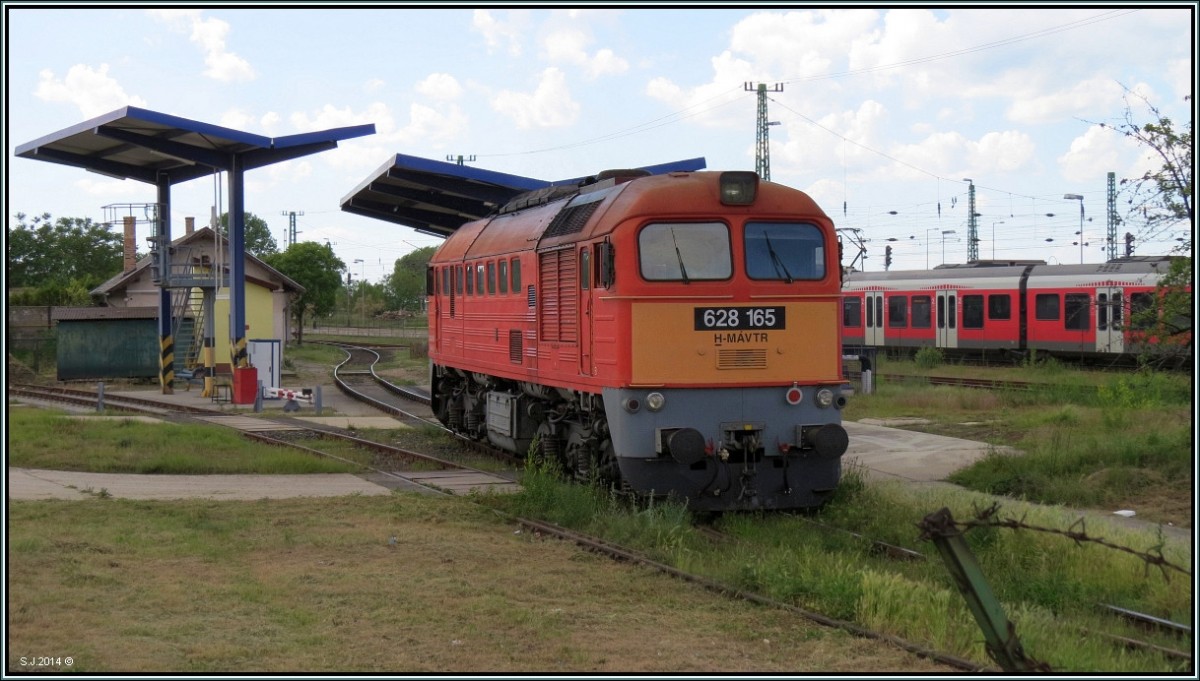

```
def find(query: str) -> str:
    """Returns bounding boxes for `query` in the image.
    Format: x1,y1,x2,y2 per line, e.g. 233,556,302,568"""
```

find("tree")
217,212,279,258
264,242,345,345
7,212,123,292
1101,90,1193,365
383,246,437,312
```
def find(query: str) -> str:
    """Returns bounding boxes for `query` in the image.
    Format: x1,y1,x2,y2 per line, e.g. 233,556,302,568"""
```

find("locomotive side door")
864,291,885,346
936,290,958,348
1096,286,1124,354
578,246,594,376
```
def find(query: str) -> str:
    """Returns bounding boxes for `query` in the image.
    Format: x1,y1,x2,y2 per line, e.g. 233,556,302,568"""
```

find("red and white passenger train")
426,170,850,512
841,257,1183,360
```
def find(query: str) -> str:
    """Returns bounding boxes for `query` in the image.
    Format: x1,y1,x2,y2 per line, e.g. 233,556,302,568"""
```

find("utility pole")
280,209,304,247
745,82,782,181
446,154,476,166
963,179,978,262
1106,172,1120,262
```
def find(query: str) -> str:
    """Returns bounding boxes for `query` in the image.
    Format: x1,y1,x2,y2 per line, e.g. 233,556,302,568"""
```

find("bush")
914,346,944,369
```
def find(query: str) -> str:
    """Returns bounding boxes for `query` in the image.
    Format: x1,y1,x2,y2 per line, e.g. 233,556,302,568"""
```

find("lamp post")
941,229,957,265
1064,194,1084,264
991,220,1005,259
353,259,365,325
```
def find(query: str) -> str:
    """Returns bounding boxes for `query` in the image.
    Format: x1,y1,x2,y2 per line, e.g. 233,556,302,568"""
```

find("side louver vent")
509,330,523,364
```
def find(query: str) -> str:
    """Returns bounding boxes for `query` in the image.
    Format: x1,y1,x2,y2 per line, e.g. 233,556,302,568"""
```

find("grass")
6,495,949,673
480,463,1192,673
7,408,367,474
844,359,1193,527
7,353,1192,672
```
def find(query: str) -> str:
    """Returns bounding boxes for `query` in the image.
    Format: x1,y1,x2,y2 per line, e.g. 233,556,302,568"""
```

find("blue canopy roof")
16,106,375,185
340,153,706,237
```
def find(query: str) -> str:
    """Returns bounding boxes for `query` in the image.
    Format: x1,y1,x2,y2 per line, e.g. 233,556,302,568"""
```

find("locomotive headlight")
646,392,666,412
719,171,758,205
815,388,835,408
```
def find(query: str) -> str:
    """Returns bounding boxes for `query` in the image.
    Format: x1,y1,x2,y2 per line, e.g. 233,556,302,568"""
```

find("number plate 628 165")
694,306,785,330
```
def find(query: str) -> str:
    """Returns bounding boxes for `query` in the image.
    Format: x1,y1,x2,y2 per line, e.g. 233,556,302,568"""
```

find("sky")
4,4,1195,282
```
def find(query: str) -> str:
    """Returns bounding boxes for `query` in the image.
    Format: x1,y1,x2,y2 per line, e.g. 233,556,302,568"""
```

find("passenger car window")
962,295,984,329
911,296,931,328
843,298,861,327
888,296,907,328
744,222,825,281
638,222,731,281
1035,293,1059,321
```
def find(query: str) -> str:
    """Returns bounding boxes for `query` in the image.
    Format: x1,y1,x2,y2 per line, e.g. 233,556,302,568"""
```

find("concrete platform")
843,420,1013,483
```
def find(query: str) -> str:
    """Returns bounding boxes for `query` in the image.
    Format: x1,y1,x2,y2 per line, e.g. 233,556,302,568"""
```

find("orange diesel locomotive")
427,170,850,511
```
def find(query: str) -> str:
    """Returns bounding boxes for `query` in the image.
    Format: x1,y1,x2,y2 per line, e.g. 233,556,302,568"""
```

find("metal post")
254,380,263,413
918,508,1050,672
97,381,105,413
314,385,323,415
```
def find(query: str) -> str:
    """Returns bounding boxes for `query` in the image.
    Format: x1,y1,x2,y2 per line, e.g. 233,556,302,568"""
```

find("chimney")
185,216,195,235
123,216,136,272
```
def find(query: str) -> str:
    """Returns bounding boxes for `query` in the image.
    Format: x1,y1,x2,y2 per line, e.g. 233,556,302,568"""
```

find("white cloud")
74,176,145,198
416,73,463,101
34,64,148,118
969,130,1036,173
491,67,580,129
260,111,281,135
290,102,392,133
472,9,526,56
1006,75,1127,125
730,9,880,79
218,108,256,130
364,78,386,94
542,28,628,79
1057,124,1128,184
149,9,254,82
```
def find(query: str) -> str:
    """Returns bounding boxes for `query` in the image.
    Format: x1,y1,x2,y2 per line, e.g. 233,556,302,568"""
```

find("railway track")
845,371,1099,393
322,340,525,466
9,382,518,497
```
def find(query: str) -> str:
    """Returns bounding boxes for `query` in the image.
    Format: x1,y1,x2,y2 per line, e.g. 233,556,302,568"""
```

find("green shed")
52,307,159,381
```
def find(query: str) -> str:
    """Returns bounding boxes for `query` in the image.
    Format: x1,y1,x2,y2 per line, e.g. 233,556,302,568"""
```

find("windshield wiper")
764,233,794,283
670,227,690,284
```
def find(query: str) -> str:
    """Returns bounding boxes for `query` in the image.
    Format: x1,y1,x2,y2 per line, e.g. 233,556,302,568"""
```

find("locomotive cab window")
639,222,731,281
745,222,825,281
